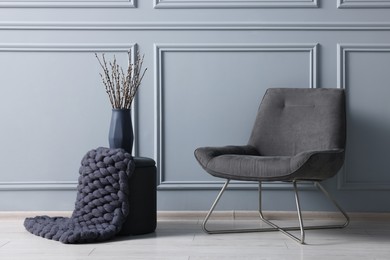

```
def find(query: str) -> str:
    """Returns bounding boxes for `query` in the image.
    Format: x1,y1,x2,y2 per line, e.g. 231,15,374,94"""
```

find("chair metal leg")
313,181,350,229
203,179,279,234
202,179,231,233
202,179,350,244
258,181,305,243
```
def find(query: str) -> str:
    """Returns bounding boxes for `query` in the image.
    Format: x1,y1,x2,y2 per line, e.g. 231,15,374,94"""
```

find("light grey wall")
0,0,390,212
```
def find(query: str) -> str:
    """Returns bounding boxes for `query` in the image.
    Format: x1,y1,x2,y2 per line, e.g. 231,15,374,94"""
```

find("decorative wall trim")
154,0,318,8
337,44,390,190
0,0,136,8
156,181,315,190
3,22,390,31
0,181,77,191
338,0,390,8
337,44,390,103
155,43,318,190
0,43,135,52
0,43,137,191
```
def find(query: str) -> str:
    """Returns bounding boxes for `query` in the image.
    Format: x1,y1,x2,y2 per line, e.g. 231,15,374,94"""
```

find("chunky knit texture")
24,147,134,244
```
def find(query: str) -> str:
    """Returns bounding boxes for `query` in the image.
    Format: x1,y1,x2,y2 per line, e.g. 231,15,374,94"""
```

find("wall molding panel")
154,43,318,190
0,0,136,8
337,44,390,190
337,44,390,91
0,43,138,192
3,22,390,31
154,0,318,8
0,181,77,191
338,0,390,8
0,43,135,52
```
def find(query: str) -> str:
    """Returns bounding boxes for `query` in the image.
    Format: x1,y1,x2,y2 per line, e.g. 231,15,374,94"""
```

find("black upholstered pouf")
119,157,157,235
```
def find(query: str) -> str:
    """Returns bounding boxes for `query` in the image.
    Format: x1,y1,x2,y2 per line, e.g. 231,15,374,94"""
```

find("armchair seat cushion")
195,146,344,182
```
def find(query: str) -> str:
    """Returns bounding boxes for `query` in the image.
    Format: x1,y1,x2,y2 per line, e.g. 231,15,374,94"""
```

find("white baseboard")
157,210,390,220
2,211,388,221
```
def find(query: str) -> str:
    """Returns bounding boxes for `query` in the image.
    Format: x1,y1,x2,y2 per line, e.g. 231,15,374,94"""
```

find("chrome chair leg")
314,181,350,229
202,179,231,233
203,179,279,234
202,179,350,244
258,181,305,243
294,181,305,243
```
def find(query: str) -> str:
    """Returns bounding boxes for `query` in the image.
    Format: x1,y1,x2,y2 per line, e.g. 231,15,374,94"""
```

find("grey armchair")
194,88,349,244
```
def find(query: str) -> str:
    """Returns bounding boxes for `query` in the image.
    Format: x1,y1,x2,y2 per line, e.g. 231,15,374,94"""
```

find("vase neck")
112,108,131,112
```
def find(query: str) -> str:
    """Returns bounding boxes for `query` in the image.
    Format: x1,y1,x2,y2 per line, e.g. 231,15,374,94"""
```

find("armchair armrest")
194,145,259,168
290,149,345,180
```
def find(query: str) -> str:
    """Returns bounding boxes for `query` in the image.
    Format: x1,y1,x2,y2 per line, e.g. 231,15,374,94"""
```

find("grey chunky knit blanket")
24,147,134,244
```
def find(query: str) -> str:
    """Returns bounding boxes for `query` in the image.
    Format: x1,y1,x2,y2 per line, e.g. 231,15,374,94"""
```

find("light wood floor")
1,211,390,260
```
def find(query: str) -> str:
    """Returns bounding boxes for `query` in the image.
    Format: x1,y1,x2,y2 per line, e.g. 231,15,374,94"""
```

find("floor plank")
0,212,389,260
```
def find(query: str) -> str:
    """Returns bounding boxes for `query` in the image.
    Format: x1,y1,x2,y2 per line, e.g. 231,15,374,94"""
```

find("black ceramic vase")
108,109,134,154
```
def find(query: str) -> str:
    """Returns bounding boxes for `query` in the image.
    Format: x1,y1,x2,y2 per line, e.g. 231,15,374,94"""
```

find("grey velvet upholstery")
194,88,346,182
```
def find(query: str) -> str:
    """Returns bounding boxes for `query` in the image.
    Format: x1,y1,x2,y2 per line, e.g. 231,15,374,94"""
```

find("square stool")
119,157,157,235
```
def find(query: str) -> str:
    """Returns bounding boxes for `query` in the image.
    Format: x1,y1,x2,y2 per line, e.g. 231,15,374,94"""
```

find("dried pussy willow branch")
95,50,147,109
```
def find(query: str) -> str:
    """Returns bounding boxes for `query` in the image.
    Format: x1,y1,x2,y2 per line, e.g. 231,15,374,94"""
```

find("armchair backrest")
248,88,346,156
